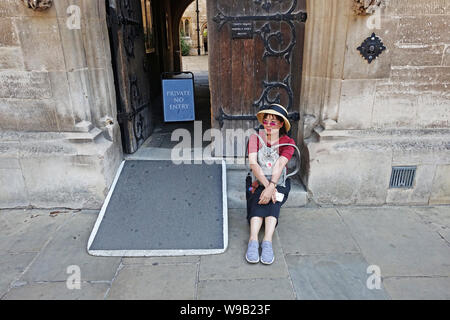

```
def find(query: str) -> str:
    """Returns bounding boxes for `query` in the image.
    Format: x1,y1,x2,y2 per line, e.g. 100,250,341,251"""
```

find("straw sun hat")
256,104,291,132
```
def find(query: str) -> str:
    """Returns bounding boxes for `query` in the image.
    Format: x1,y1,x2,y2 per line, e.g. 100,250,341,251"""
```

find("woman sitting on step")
245,104,296,265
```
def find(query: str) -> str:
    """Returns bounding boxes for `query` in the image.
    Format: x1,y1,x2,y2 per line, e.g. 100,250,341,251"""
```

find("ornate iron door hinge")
117,14,141,26
117,102,150,123
213,0,307,64
216,107,300,129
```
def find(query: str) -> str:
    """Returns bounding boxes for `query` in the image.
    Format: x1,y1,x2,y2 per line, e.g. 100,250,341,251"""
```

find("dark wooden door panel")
107,0,154,154
208,0,307,144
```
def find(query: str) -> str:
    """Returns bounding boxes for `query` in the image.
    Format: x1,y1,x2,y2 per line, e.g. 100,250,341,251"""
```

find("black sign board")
231,22,254,39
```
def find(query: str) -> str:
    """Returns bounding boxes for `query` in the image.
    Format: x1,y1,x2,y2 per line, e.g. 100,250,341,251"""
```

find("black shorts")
246,178,291,227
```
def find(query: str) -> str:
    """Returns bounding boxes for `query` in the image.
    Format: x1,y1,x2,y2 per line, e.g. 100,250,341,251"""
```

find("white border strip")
87,159,228,257
221,158,229,253
87,160,125,253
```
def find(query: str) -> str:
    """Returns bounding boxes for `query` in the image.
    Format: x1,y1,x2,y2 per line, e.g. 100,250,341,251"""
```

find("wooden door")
207,0,307,155
106,0,154,154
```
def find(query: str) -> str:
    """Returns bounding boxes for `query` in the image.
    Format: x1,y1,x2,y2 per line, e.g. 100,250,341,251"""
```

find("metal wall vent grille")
389,166,416,189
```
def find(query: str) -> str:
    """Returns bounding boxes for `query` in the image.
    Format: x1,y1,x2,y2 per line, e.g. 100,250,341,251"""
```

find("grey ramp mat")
87,160,228,256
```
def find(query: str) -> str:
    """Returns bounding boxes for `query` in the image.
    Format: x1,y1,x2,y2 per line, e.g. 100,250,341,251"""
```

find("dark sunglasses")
263,120,281,127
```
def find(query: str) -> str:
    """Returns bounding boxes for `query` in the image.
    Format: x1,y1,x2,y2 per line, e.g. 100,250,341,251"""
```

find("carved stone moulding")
353,0,383,15
21,0,53,11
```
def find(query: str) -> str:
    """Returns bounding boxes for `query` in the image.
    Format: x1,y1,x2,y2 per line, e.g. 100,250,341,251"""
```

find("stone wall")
0,0,122,209
1,0,448,208
300,0,450,205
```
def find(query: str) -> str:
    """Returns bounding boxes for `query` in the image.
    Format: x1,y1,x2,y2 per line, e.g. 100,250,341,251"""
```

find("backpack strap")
249,133,301,179
270,143,301,179
254,133,269,149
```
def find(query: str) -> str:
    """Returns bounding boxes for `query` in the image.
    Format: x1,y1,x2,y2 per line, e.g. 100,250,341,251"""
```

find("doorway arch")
171,0,196,70
201,23,208,54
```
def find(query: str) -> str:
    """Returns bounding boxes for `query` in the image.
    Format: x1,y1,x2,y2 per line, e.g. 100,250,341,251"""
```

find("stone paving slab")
4,282,110,300
0,252,36,298
383,277,450,300
106,264,198,300
285,253,390,300
337,206,450,277
198,210,289,281
182,55,209,72
1,205,450,300
277,208,360,255
122,255,200,266
414,206,450,243
21,211,121,282
0,209,73,253
197,278,295,300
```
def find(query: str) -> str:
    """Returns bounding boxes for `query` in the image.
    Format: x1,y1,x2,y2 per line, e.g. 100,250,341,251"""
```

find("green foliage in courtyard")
180,31,191,56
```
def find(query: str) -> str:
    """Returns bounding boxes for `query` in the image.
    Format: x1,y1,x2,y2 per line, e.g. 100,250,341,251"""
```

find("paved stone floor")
1,203,449,300
182,54,209,72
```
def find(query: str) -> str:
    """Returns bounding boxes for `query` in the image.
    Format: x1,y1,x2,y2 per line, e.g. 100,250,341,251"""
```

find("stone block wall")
340,0,449,130
302,0,449,133
0,0,123,209
300,0,450,205
1,0,448,208
0,0,118,131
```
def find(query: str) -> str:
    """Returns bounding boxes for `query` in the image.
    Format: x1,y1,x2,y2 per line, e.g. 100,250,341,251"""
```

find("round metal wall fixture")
357,32,386,64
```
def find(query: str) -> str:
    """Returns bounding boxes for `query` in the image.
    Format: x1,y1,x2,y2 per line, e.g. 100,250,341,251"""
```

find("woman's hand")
258,184,276,205
271,188,278,204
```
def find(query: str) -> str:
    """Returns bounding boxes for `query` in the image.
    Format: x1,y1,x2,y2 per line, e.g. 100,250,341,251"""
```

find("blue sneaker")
245,240,260,264
260,241,274,265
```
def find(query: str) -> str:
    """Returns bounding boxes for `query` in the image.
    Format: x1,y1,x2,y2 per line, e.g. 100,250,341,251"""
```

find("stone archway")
201,22,208,54
171,0,196,70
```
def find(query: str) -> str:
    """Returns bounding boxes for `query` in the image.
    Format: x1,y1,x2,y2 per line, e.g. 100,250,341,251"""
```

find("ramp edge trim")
87,159,228,257
87,248,227,257
87,160,126,253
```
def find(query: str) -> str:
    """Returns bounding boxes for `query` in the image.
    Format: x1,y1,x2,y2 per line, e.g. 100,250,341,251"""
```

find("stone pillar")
300,0,450,205
0,0,123,209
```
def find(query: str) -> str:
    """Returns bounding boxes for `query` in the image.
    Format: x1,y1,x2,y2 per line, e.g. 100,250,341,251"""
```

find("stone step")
226,169,308,209
65,127,103,143
74,120,94,132
226,158,299,171
126,149,308,208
